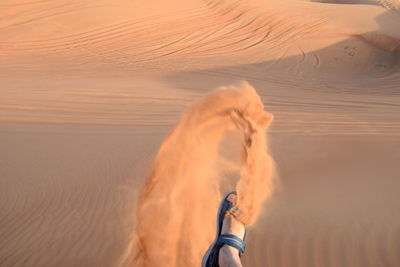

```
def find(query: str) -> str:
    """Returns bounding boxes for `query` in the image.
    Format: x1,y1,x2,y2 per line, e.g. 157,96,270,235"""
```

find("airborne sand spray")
131,81,275,266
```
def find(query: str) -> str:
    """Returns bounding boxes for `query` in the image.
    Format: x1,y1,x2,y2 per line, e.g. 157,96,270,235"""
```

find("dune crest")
130,82,275,266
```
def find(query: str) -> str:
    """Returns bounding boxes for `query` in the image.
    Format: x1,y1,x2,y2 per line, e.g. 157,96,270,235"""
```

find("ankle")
219,245,241,267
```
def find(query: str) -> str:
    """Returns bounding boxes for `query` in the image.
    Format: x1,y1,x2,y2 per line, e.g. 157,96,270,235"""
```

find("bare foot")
218,193,245,267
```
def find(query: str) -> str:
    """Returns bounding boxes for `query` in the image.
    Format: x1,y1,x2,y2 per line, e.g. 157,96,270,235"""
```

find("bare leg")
218,194,245,267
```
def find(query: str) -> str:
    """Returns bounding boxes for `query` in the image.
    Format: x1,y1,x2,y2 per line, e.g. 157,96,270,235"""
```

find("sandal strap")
225,206,244,224
217,234,246,255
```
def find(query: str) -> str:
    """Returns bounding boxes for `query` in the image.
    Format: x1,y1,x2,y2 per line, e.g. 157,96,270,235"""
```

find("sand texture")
1,0,400,266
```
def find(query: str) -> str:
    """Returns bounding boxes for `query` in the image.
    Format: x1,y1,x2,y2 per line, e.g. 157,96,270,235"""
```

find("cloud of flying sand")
130,81,275,267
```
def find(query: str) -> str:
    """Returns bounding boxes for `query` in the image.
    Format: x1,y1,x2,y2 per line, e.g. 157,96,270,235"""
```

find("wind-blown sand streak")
131,82,275,266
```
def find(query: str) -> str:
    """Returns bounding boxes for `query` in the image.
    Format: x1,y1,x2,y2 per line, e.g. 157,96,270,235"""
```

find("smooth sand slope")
1,0,400,266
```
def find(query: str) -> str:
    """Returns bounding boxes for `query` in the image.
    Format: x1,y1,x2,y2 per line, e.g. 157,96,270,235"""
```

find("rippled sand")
1,0,400,266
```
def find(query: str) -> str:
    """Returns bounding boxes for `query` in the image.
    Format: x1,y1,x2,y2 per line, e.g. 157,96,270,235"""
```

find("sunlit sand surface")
1,0,400,266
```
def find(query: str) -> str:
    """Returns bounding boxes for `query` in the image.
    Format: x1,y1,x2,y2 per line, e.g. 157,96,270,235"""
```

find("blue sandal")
202,191,247,267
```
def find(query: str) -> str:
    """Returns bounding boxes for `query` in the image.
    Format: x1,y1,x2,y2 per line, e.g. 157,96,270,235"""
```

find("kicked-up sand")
132,82,274,267
1,0,400,266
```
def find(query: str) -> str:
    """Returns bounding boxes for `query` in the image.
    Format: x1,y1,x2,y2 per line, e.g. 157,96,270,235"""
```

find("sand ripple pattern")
0,0,327,69
0,123,158,267
378,0,400,10
244,216,400,267
1,74,399,135
1,0,399,135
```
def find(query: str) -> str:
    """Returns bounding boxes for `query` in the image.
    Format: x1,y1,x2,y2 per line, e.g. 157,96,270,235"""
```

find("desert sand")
1,0,400,266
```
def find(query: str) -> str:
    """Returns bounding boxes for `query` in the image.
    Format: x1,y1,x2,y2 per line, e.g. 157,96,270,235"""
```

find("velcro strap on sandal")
217,234,246,255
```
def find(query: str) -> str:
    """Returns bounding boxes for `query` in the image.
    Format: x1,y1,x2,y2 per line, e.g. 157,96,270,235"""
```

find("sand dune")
1,0,400,266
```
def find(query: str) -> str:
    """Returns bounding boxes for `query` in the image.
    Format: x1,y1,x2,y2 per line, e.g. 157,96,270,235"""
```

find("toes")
227,193,237,205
